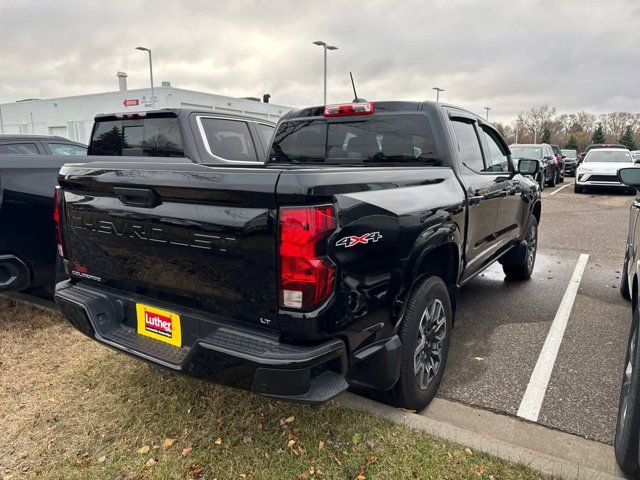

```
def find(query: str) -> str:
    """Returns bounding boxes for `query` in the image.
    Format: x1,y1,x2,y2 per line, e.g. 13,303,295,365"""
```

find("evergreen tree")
541,126,551,144
592,123,606,144
619,126,637,151
564,135,579,150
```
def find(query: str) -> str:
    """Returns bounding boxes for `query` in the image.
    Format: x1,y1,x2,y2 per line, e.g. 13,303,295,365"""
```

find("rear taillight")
279,205,337,311
323,102,374,117
53,186,64,257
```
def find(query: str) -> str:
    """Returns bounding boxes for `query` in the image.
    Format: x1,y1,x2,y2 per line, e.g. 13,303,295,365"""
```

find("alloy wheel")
414,299,447,390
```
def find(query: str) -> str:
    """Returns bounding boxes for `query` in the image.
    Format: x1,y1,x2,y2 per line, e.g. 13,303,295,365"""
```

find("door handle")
113,187,160,208
469,195,484,205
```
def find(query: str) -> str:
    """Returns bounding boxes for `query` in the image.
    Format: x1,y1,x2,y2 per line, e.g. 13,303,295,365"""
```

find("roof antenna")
350,71,366,102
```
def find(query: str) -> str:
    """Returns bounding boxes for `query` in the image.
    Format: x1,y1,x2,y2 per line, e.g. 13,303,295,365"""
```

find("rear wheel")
391,276,452,411
503,217,538,281
615,306,640,475
558,168,565,183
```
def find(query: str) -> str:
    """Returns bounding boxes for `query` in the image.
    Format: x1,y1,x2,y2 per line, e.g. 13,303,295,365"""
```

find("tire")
538,172,545,191
503,217,538,281
391,276,452,411
547,168,557,187
574,184,584,194
558,168,565,183
615,306,640,475
621,258,631,300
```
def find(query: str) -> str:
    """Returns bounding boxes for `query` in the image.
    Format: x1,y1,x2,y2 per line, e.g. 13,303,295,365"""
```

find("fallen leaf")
242,435,252,444
356,475,366,480
162,438,175,448
97,455,106,464
182,447,192,457
137,445,150,454
145,458,157,467
285,416,295,423
318,440,324,450
287,439,296,448
352,433,362,444
214,437,222,446
464,448,473,456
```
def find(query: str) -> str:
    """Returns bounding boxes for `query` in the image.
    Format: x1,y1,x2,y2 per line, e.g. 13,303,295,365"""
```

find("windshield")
269,114,441,165
561,149,577,159
510,146,542,159
585,150,632,163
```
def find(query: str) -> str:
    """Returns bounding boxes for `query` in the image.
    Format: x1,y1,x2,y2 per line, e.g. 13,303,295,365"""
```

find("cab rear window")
90,117,184,157
269,114,440,165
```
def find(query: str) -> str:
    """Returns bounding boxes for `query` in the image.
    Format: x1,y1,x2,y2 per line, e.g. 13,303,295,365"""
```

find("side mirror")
561,155,566,159
518,158,539,176
618,167,640,187
635,158,640,165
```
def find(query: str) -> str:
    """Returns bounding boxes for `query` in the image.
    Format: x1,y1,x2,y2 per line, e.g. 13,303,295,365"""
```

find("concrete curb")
335,393,624,480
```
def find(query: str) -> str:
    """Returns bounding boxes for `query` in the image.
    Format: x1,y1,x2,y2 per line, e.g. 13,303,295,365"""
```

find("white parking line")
549,181,575,196
516,253,589,422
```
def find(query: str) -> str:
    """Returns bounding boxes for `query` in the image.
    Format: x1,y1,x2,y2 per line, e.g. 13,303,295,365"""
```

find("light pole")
313,41,338,104
432,87,444,102
484,107,491,121
135,46,155,108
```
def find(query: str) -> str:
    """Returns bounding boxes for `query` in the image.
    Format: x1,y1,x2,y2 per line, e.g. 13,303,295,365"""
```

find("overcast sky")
1,0,639,123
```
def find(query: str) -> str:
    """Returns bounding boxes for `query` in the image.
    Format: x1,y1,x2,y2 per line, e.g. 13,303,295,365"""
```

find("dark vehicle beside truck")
54,101,541,410
0,111,275,295
0,135,86,294
614,167,640,475
510,143,559,189
561,149,578,176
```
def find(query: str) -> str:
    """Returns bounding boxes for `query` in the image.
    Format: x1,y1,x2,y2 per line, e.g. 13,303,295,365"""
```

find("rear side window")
270,114,440,165
0,143,39,155
255,123,275,150
48,143,87,156
451,120,484,172
481,128,509,172
90,117,184,157
199,118,258,162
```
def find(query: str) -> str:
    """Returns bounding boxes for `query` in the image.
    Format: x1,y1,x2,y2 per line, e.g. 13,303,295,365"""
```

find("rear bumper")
0,254,30,292
54,280,349,403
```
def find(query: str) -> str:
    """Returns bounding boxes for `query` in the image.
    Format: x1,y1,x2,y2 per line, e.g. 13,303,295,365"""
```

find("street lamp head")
135,46,150,52
313,41,326,46
432,87,444,92
327,45,338,50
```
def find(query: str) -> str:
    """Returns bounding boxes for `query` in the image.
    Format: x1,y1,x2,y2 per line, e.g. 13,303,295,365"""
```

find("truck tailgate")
59,163,281,329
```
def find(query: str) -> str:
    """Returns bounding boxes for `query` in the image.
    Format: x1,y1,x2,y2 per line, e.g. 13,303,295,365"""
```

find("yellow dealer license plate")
136,303,182,348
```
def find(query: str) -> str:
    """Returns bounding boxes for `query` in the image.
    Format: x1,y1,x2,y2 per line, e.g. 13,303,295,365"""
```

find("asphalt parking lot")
437,179,633,444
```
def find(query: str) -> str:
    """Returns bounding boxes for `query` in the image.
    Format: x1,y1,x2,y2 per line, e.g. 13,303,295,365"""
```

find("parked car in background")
550,144,565,182
54,101,542,411
631,150,640,162
575,148,636,193
0,134,86,156
0,110,275,295
577,143,627,165
510,143,560,189
614,167,640,475
561,149,578,176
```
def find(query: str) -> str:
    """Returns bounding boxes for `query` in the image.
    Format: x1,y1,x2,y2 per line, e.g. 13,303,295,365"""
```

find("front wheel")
503,217,538,281
621,258,631,300
537,171,545,191
615,306,640,475
391,276,452,411
574,184,584,194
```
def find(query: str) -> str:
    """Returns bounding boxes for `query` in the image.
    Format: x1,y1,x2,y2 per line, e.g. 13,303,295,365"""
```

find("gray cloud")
1,0,639,123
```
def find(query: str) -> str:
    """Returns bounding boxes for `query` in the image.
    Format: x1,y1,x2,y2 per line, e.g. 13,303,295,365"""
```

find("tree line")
493,105,638,152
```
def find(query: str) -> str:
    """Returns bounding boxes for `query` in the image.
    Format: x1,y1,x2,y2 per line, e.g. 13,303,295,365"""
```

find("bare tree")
517,105,556,143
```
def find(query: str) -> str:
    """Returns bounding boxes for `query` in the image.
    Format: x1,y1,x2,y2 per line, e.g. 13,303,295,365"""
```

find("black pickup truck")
54,101,541,410
0,110,275,294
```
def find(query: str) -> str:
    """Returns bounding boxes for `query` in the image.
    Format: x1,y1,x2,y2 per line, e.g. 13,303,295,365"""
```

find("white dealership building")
0,73,291,144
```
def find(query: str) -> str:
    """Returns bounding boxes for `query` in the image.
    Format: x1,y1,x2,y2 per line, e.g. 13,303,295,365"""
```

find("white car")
575,148,637,193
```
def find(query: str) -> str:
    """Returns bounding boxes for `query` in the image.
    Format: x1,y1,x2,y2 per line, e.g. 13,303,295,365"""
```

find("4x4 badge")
336,231,383,248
